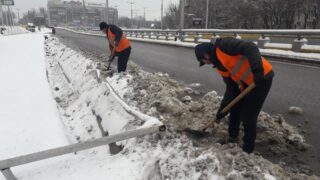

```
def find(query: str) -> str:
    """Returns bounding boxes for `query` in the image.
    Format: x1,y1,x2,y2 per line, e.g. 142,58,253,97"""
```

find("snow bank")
0,26,29,36
0,32,70,179
42,36,318,179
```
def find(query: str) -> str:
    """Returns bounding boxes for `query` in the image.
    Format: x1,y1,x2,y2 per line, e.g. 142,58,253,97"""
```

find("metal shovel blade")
183,128,211,139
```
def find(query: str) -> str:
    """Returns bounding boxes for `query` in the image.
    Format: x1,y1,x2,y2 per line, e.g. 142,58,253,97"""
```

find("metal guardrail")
0,125,166,180
64,27,320,52
121,29,320,52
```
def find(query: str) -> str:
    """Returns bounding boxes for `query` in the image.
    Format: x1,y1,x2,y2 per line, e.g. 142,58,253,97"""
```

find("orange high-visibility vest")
107,28,130,53
215,47,272,89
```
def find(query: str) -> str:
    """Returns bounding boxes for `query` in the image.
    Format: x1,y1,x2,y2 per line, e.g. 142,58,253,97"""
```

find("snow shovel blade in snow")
183,83,256,137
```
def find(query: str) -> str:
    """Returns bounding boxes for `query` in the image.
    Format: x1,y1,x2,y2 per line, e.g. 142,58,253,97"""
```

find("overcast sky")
10,0,179,20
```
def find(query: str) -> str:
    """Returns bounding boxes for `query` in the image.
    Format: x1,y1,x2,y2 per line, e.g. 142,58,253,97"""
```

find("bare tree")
163,3,179,29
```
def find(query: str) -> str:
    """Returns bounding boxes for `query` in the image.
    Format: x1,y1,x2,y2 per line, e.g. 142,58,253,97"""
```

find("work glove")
253,70,265,86
114,41,118,48
215,109,228,123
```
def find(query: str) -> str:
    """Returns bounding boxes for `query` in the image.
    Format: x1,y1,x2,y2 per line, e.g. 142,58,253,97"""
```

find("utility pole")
7,6,11,26
128,1,134,28
205,0,209,29
27,10,29,23
213,0,216,28
0,5,3,26
179,0,185,30
161,0,163,29
47,0,51,26
82,0,87,27
16,8,20,24
65,4,68,26
142,7,146,28
113,5,118,25
105,0,108,23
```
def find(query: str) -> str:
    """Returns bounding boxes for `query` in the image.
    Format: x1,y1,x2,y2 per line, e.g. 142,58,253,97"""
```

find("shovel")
184,83,256,137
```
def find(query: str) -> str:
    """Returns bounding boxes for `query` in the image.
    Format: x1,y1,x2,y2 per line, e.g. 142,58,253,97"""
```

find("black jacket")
210,38,274,111
107,24,123,50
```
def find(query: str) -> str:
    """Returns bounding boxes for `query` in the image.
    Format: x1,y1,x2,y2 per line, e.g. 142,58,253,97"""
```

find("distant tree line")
19,8,47,26
163,0,320,29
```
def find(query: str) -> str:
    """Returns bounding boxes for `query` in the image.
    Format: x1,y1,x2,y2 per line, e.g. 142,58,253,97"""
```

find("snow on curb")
56,27,320,65
1,26,30,36
42,36,318,180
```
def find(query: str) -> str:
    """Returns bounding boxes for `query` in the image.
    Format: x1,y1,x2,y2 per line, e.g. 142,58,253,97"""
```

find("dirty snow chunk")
288,106,303,115
185,87,194,95
288,134,305,144
181,95,192,103
106,73,133,98
190,83,201,87
104,81,161,124
264,173,277,180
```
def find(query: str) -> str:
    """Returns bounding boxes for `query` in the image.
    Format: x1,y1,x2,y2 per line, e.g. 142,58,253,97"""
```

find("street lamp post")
142,7,146,28
205,0,209,29
161,0,163,29
105,0,108,23
179,0,185,30
128,0,134,28
0,5,3,25
16,8,20,24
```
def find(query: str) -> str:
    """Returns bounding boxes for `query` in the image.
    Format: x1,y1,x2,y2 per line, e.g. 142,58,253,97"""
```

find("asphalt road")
56,29,320,174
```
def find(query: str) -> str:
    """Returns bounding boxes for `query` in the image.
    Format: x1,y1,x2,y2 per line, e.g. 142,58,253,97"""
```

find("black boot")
216,137,238,145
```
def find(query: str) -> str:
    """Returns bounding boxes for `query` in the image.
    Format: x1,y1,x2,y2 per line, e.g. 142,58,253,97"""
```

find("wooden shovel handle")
202,83,256,131
220,83,256,114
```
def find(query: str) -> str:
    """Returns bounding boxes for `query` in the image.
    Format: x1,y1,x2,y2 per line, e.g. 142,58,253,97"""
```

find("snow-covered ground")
1,31,318,179
0,26,29,36
0,31,70,178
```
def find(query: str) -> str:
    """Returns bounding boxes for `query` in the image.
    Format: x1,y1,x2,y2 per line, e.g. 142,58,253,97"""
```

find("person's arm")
219,77,240,113
109,25,123,45
217,38,265,83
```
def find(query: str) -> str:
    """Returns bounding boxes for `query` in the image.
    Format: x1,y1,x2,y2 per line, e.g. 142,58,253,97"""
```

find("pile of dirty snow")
43,36,318,180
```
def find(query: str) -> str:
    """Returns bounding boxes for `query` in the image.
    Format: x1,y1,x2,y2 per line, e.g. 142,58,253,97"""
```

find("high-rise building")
47,0,118,27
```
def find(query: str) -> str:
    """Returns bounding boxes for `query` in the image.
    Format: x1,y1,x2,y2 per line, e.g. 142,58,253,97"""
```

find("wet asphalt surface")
55,29,320,175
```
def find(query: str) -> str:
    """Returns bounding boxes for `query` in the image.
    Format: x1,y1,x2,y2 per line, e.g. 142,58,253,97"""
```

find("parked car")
26,23,36,32
0,27,6,34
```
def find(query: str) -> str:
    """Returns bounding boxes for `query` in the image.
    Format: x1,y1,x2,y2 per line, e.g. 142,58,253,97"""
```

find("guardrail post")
166,33,170,41
1,168,17,180
156,33,160,40
135,32,139,38
194,33,202,43
258,35,270,49
148,32,152,39
210,34,220,44
235,33,242,39
292,37,308,52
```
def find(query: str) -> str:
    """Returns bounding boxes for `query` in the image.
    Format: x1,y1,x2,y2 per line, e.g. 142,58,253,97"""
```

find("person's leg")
117,47,131,72
228,89,242,139
241,78,273,153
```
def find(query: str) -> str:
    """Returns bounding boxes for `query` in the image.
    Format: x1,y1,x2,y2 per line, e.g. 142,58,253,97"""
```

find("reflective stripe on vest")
215,47,273,88
107,28,130,52
231,56,252,85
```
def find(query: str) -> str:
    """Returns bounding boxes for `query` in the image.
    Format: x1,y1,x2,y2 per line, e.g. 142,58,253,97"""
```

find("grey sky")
11,0,179,20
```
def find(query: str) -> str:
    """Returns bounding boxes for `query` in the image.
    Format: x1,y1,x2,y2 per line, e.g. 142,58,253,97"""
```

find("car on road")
26,23,36,32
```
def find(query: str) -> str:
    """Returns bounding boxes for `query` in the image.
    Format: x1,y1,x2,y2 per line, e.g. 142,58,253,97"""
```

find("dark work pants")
228,77,273,153
116,47,131,73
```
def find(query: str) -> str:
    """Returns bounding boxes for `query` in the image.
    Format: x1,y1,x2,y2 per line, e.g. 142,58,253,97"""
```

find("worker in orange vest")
99,22,131,72
195,38,274,154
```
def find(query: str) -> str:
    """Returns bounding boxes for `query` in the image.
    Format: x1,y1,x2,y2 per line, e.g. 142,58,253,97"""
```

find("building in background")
47,0,118,27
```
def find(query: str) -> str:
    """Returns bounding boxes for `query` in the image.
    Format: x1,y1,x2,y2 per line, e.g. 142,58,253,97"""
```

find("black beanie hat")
99,22,109,30
194,43,214,67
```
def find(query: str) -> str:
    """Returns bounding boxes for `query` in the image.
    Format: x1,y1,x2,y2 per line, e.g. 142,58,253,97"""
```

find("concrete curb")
56,27,320,66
